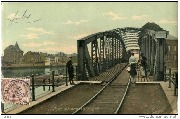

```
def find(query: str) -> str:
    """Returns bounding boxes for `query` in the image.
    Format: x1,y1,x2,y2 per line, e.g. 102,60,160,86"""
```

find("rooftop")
166,35,178,40
5,42,23,52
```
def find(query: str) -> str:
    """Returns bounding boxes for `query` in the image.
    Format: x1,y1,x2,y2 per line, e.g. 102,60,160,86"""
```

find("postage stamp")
1,78,30,105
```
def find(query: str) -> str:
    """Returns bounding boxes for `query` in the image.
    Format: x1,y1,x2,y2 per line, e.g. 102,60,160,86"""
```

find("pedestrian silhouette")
140,53,148,80
66,57,75,85
129,52,137,83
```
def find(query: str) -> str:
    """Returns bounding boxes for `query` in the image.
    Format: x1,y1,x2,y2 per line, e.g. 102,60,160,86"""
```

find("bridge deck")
2,64,177,114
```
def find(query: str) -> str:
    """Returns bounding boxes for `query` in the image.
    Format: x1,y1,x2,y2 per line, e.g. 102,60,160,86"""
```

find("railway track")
90,63,127,82
20,63,130,114
73,63,130,114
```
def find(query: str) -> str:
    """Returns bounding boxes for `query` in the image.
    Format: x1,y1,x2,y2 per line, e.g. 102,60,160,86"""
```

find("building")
165,35,178,69
67,53,77,63
23,51,44,64
3,42,23,64
45,54,55,66
39,52,47,63
55,52,67,63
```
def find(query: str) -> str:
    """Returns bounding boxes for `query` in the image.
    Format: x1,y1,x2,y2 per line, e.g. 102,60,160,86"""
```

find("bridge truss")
77,27,168,81
139,30,168,81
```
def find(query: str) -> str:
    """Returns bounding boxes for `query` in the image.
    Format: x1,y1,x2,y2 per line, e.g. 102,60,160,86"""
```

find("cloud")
22,41,55,47
103,11,126,20
39,46,76,54
71,31,101,40
20,33,39,39
39,47,60,53
132,15,148,20
62,19,88,25
42,41,55,45
20,27,56,39
26,27,56,34
158,19,177,25
73,33,89,40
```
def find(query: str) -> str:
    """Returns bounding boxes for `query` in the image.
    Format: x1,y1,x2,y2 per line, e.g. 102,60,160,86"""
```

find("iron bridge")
77,27,168,81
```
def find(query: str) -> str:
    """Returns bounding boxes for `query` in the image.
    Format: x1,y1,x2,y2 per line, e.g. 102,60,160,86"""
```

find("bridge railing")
1,66,78,113
165,68,178,96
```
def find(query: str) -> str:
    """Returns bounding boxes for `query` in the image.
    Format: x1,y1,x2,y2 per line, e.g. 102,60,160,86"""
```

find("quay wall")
1,63,77,69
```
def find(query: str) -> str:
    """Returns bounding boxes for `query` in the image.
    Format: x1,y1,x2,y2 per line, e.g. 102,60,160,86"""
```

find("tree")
141,22,164,31
138,22,164,48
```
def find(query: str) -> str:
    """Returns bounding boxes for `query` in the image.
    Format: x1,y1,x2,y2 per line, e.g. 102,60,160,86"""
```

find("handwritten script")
7,10,41,28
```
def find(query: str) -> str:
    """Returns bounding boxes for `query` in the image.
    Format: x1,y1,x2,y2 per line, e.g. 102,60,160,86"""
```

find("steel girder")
105,37,110,68
77,31,126,80
77,40,87,80
91,39,99,76
154,38,166,80
99,37,105,72
139,30,167,81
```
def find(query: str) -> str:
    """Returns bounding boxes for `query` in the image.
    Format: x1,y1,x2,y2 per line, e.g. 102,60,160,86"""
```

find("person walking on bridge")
140,53,148,80
66,57,75,85
129,52,137,83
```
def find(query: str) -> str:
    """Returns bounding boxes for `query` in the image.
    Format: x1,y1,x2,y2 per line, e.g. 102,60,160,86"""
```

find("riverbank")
1,63,77,70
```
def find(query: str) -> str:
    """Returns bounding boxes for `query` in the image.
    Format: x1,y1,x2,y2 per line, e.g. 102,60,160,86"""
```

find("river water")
1,66,68,112
1,66,66,78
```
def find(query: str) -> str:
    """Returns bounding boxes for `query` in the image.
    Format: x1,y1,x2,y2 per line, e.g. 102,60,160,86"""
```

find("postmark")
1,78,30,105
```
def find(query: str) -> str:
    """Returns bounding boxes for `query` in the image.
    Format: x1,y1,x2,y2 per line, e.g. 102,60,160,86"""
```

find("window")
168,46,171,52
174,46,176,51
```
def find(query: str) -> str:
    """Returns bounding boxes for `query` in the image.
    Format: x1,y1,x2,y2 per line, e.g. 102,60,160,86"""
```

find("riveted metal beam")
99,36,105,71
91,38,99,76
77,40,87,80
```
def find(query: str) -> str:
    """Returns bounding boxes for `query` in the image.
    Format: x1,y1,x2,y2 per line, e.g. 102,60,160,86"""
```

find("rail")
166,68,178,96
114,78,130,114
72,63,128,114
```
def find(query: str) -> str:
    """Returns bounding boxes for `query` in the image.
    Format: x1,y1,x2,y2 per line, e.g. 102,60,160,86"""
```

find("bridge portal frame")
77,31,126,80
77,27,168,81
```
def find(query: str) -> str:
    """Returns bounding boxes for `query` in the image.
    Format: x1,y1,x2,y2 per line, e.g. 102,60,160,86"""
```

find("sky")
1,2,178,55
